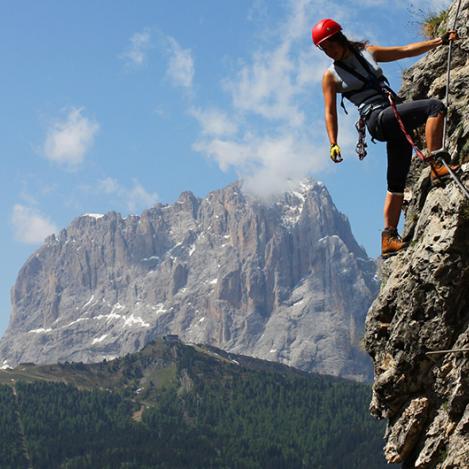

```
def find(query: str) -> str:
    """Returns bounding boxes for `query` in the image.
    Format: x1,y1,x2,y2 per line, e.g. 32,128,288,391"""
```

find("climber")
313,18,460,258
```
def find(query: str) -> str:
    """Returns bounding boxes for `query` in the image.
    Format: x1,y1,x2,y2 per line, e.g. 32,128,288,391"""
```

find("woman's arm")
322,70,343,163
368,31,458,62
322,70,338,145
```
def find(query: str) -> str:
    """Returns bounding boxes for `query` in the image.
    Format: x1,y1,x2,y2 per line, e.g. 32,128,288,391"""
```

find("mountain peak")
1,178,377,381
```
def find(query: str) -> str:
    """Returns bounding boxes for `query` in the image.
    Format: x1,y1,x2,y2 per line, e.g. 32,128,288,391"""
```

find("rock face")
1,179,377,381
365,1,469,466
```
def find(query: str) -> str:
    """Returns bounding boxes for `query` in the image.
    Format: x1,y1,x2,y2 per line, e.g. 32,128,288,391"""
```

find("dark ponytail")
328,31,369,51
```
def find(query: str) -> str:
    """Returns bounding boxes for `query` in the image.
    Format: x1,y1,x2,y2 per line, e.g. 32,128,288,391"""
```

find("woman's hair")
328,31,369,51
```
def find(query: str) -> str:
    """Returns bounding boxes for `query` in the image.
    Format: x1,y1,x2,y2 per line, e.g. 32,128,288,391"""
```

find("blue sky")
0,0,452,334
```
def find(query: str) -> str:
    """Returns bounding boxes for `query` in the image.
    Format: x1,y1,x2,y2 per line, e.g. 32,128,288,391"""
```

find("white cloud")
121,29,152,67
165,36,194,89
192,0,331,197
98,177,120,194
43,108,99,168
97,177,158,213
11,204,58,245
247,0,268,22
190,107,238,136
224,0,325,127
194,129,330,198
226,44,306,127
127,181,159,212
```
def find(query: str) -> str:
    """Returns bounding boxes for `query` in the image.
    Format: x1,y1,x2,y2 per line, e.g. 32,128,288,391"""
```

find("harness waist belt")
359,101,389,119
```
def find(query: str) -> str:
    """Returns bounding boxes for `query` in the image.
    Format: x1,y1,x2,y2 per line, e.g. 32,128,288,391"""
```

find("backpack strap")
334,49,400,111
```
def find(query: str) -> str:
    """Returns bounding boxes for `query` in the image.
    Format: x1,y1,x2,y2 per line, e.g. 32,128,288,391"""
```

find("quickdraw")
355,116,368,160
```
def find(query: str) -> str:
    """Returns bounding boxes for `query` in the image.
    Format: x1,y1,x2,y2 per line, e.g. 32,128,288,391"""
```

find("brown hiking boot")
381,228,407,259
429,151,461,185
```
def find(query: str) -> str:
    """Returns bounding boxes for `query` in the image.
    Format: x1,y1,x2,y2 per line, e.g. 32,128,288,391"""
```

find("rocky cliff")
364,1,469,466
1,179,377,381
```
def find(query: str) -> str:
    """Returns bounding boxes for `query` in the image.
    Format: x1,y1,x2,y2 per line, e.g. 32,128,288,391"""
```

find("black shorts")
366,99,446,193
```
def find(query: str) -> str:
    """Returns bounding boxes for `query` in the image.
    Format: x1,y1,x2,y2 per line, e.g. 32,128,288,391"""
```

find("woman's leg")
371,99,447,256
384,136,412,228
380,135,412,257
384,192,404,229
378,98,444,227
425,113,444,152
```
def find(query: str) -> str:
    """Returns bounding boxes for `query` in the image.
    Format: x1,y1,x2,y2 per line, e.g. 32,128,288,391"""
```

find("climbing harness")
334,48,401,160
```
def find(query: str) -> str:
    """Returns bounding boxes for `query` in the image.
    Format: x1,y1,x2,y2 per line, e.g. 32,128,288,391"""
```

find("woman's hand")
440,30,459,45
330,144,343,163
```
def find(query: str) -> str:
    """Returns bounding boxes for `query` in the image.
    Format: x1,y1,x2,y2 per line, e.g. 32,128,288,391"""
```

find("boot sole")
431,169,462,187
431,176,449,187
381,251,399,259
382,244,409,259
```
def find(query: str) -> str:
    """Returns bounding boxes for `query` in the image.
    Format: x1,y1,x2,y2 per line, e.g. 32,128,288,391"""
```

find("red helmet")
312,18,342,46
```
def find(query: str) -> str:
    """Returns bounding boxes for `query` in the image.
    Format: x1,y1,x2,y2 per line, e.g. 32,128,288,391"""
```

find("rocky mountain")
364,1,469,467
0,178,377,381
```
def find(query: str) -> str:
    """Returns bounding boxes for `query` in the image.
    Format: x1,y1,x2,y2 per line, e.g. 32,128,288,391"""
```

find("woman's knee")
428,99,446,117
387,163,410,193
387,181,406,193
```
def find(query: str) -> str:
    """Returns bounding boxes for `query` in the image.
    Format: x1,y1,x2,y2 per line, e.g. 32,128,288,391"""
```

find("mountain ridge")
0,337,388,468
1,178,377,381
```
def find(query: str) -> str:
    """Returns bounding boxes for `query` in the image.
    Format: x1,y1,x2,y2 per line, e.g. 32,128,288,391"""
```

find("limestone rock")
365,0,469,466
0,179,378,381
384,397,429,464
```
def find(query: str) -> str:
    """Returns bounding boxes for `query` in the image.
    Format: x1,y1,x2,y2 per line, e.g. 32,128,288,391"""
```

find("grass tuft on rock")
421,9,449,39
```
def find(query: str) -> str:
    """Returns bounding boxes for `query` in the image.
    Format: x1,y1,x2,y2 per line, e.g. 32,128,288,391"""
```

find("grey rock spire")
1,178,377,382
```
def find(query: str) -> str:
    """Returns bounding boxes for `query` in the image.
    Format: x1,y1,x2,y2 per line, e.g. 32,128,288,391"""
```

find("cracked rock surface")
365,1,469,466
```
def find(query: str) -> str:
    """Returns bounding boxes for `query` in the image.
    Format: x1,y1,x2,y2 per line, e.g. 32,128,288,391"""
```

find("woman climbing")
312,18,459,258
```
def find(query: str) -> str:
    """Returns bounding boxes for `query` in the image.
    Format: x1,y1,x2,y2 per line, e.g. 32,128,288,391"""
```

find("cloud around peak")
191,0,330,198
97,177,159,213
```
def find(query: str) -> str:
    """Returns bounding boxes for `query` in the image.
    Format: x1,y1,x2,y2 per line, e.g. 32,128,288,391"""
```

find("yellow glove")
330,144,343,163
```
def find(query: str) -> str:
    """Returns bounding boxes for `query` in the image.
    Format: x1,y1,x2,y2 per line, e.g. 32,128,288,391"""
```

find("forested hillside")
0,339,388,468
